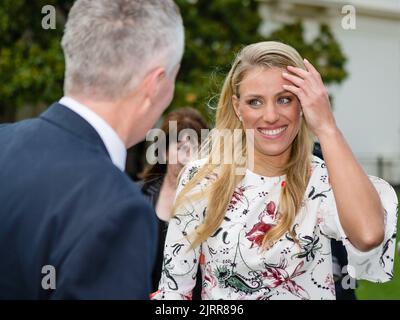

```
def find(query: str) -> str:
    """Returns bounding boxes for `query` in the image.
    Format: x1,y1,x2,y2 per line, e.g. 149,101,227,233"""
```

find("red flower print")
263,258,310,300
183,293,193,300
246,201,278,248
259,200,277,221
228,186,247,211
267,201,276,214
199,253,205,265
246,221,273,248
204,265,217,289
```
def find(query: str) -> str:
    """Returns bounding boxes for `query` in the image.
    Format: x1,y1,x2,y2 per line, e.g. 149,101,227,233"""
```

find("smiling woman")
232,67,302,170
152,41,398,300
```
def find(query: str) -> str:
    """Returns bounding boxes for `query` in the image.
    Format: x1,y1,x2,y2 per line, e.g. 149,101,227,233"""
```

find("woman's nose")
262,103,280,123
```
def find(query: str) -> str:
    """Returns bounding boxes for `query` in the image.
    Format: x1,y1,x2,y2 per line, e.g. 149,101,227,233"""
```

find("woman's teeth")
258,126,287,136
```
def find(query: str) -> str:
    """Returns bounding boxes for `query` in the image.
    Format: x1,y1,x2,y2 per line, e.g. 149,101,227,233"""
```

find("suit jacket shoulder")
0,103,157,299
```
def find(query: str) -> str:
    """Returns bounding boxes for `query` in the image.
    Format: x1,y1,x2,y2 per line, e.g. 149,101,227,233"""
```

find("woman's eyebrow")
243,94,264,99
243,91,293,99
274,90,292,97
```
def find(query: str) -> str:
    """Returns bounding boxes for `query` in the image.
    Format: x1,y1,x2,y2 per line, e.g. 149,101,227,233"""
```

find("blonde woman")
152,41,398,300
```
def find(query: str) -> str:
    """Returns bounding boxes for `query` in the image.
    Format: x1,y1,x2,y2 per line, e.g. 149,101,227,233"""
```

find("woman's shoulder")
177,157,221,196
180,157,208,181
309,155,397,199
185,157,208,171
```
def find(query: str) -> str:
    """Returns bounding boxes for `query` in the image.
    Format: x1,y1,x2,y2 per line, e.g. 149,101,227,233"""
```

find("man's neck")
67,94,137,148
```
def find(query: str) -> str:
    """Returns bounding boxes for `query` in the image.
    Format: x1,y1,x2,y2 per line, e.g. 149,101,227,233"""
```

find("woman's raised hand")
282,59,337,138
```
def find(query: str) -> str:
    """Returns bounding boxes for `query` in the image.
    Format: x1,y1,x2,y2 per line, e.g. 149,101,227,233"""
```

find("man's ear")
141,67,166,105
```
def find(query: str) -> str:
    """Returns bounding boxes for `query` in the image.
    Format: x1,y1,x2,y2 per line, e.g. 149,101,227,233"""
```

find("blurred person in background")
139,107,209,298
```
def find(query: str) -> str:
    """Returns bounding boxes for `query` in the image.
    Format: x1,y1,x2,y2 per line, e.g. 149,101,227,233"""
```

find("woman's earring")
300,110,303,117
238,115,243,122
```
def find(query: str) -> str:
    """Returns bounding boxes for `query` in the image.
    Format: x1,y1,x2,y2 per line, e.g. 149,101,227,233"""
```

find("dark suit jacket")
0,103,157,299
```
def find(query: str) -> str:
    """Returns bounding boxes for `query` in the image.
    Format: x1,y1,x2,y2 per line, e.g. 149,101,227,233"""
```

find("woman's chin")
254,143,291,158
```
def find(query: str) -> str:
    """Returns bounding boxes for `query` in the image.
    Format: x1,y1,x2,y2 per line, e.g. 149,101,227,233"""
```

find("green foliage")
0,0,73,121
0,0,347,124
266,22,347,84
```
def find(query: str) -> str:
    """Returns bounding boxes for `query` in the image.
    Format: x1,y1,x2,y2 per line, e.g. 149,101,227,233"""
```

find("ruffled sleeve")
318,175,398,282
151,160,206,300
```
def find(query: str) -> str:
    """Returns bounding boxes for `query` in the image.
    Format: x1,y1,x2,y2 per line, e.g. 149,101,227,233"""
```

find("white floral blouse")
152,156,398,300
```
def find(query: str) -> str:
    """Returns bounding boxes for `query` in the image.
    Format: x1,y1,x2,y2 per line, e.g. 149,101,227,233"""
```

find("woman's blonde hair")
173,41,315,249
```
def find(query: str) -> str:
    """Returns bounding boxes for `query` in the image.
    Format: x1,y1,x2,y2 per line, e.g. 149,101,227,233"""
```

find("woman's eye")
247,99,262,107
278,97,292,105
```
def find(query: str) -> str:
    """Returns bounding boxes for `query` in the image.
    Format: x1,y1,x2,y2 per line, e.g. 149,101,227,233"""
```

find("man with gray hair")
0,0,184,299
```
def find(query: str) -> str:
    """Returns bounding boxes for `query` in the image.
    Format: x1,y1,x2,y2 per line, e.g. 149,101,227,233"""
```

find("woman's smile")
257,125,288,139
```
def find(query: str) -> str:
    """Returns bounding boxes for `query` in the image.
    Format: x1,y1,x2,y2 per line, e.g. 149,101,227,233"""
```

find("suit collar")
40,102,109,157
59,97,127,171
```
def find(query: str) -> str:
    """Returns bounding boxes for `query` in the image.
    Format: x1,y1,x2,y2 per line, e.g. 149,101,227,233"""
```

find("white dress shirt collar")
59,96,127,171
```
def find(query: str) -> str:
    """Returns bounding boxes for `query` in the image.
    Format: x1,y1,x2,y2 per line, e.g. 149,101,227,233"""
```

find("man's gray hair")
61,0,184,100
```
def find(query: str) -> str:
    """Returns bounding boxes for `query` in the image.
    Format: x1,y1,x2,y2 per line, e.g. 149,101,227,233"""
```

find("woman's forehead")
238,67,288,96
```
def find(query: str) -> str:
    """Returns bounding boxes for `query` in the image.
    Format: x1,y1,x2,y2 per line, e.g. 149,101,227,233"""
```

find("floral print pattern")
152,156,398,300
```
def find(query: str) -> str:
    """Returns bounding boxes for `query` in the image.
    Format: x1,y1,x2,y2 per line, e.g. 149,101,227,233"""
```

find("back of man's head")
61,0,184,101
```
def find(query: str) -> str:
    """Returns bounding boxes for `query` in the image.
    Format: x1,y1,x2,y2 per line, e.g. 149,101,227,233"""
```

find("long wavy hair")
173,41,315,249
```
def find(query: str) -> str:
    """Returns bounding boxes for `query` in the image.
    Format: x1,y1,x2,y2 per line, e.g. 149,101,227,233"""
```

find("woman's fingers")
283,60,333,137
282,84,306,100
287,65,309,79
303,58,321,79
287,60,322,88
282,72,305,87
283,70,316,96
